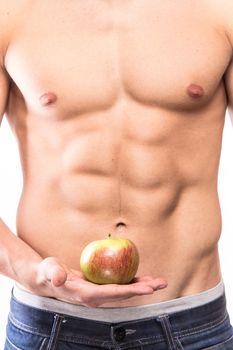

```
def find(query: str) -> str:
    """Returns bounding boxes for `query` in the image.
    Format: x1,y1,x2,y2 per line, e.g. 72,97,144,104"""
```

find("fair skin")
0,0,233,308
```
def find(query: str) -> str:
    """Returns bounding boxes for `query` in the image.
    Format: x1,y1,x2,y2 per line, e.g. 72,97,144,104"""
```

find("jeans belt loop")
156,314,177,350
47,314,65,350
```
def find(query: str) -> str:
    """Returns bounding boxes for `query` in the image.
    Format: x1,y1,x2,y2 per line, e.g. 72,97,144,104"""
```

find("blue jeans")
4,293,233,350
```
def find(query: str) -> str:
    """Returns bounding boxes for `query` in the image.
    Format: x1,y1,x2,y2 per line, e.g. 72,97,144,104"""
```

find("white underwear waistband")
13,280,224,323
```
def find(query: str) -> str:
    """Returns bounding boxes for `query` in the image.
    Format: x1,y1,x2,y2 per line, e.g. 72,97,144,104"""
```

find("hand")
35,257,167,307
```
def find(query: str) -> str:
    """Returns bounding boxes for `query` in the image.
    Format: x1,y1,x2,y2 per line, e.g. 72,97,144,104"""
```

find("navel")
39,92,57,106
187,84,204,99
115,222,127,233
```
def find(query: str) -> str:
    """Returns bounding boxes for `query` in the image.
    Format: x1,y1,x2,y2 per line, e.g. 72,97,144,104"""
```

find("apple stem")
108,233,112,239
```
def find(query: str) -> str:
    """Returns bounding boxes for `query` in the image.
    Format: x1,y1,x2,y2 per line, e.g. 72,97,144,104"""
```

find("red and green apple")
80,234,140,284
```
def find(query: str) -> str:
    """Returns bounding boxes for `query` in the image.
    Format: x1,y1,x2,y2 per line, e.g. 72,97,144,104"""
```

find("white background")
0,113,233,348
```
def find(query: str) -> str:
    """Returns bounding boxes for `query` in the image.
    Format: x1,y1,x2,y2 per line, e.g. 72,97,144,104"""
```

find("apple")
80,234,140,284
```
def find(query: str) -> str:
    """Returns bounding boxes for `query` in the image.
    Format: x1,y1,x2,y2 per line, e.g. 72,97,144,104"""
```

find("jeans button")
114,327,126,341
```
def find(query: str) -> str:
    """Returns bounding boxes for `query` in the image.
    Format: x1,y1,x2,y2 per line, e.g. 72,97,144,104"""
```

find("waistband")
9,289,229,348
13,280,224,323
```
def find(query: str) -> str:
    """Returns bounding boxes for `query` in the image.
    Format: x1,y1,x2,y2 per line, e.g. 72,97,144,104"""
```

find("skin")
0,0,233,308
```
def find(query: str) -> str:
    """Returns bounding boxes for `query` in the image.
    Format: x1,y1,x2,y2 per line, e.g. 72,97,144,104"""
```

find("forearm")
0,218,43,290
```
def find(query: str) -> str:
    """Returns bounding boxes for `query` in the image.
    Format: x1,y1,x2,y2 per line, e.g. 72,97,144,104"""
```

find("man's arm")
0,2,51,293
0,66,44,289
0,4,43,288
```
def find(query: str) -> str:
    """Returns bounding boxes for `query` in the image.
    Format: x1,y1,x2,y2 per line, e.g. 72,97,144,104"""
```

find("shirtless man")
0,1,233,349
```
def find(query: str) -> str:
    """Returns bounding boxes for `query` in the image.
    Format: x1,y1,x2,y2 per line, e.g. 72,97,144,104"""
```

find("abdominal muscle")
14,101,223,307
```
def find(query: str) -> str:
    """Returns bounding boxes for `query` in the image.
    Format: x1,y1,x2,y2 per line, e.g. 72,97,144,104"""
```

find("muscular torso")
2,0,233,306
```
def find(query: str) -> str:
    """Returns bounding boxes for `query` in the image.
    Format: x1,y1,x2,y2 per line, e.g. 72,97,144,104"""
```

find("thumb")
38,257,68,287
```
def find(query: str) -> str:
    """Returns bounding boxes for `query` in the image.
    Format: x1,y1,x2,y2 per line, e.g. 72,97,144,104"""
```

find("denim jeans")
4,293,233,350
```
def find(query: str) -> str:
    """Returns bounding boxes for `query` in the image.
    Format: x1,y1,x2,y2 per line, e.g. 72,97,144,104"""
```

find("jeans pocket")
5,317,48,350
175,335,233,350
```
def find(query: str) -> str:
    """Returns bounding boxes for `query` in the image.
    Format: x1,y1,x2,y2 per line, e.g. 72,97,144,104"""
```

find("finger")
38,257,67,287
82,284,153,307
51,265,68,287
132,276,168,290
80,278,167,306
123,277,167,295
141,277,168,291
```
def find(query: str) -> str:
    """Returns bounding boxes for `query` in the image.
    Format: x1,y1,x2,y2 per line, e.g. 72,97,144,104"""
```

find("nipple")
187,84,204,99
39,92,57,106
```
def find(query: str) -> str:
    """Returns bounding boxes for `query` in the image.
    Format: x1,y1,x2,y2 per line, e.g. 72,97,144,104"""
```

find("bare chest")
5,0,231,117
